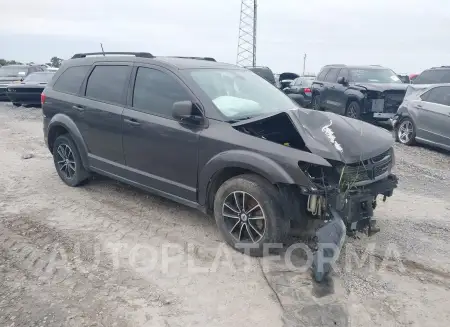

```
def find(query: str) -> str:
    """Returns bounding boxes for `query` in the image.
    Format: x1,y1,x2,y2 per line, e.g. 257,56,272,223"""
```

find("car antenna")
100,43,105,56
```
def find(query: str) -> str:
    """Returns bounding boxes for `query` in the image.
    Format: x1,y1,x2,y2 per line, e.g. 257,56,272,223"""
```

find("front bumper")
337,173,398,231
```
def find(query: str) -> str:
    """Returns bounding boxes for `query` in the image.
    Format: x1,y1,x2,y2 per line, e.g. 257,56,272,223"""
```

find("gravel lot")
0,102,449,327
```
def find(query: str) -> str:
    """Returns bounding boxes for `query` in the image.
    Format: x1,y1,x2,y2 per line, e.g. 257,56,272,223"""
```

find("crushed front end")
298,147,398,235
293,148,398,281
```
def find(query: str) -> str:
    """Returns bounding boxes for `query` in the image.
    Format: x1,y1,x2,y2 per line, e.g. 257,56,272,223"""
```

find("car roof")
65,54,240,70
1,64,30,68
426,66,450,70
323,64,389,70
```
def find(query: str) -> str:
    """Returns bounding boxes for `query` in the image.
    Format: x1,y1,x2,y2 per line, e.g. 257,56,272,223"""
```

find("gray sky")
1,0,449,74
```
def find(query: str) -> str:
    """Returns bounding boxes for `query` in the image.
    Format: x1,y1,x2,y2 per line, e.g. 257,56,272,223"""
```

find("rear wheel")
213,174,289,257
312,94,321,110
52,134,90,187
345,101,361,119
395,117,416,145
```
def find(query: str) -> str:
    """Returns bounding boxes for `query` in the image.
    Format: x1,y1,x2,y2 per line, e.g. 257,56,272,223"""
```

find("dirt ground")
0,102,449,327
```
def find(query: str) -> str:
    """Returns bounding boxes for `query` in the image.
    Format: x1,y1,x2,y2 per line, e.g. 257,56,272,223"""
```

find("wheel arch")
47,114,89,170
198,150,296,211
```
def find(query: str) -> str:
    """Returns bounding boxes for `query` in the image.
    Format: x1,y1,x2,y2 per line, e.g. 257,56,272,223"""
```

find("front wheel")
345,101,361,119
213,174,289,257
395,117,416,145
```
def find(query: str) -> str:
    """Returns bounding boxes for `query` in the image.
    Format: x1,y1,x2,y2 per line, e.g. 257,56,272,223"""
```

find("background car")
412,66,450,84
392,84,450,151
245,66,277,85
283,76,315,107
277,72,300,89
6,71,55,107
0,64,46,100
311,64,408,122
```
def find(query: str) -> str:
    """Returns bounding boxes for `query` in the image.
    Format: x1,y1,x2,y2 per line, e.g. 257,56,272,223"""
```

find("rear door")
416,86,450,146
78,63,132,169
311,68,329,108
321,68,340,112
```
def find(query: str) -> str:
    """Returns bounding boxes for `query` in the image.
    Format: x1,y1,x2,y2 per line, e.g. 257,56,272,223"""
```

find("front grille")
341,149,393,184
383,91,405,113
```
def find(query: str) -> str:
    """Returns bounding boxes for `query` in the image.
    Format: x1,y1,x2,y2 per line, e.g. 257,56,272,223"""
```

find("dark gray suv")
42,52,398,280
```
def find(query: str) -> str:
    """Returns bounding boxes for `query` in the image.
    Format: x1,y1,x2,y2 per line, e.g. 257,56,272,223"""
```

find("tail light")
41,93,46,106
304,87,312,94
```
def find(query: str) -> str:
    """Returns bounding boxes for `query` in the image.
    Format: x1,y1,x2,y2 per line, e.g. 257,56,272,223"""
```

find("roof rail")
168,56,216,62
71,52,154,59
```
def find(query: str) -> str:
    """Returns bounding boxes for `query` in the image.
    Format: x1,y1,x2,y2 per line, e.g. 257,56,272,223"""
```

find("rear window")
85,65,131,105
413,69,450,84
24,72,55,83
0,66,29,77
53,65,90,94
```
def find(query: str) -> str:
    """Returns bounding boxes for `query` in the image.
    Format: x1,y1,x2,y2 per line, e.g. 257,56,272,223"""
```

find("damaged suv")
311,64,408,121
43,52,398,279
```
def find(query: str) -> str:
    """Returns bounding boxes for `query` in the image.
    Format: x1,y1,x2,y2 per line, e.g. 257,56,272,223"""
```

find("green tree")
50,56,63,68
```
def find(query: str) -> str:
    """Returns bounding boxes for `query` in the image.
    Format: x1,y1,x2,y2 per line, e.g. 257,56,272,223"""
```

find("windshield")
0,66,29,77
412,69,450,84
24,72,55,83
189,69,296,120
349,68,402,84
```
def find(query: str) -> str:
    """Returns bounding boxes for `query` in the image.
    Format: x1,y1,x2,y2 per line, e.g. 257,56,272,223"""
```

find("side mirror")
337,77,347,85
172,100,204,124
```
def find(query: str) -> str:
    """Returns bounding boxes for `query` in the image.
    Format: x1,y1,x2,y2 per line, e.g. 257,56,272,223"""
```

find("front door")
122,65,202,202
321,68,340,112
417,86,450,147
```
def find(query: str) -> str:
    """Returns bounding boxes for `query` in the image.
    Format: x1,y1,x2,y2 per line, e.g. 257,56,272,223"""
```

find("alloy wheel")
222,191,266,243
398,120,413,144
347,104,358,118
56,144,76,179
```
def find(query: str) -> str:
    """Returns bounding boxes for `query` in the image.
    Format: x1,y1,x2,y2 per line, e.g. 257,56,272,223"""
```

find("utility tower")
236,0,257,67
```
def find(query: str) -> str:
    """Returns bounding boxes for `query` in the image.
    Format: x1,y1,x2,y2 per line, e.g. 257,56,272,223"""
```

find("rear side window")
413,69,450,84
132,67,191,117
324,68,340,82
85,65,130,105
422,86,450,106
53,65,90,94
316,68,329,81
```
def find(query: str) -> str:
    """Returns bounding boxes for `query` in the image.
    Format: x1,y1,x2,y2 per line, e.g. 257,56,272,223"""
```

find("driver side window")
132,67,192,117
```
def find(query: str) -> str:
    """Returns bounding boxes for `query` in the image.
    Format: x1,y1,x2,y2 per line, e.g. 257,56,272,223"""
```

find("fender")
198,149,312,206
48,113,89,169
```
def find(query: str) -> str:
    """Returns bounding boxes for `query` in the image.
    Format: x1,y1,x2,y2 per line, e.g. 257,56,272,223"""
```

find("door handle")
124,118,141,126
72,105,84,111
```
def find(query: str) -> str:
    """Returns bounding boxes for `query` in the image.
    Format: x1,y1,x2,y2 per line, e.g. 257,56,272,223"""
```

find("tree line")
0,56,63,68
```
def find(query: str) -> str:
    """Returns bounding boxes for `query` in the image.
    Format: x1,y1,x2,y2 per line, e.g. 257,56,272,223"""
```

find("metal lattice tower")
236,0,257,67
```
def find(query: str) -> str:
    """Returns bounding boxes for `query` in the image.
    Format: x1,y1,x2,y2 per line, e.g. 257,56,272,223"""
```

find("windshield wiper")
227,116,255,123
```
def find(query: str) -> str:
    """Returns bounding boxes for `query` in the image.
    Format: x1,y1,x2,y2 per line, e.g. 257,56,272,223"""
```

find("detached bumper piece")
313,207,346,282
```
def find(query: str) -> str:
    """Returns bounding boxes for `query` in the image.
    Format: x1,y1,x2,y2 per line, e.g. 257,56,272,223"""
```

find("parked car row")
0,64,56,106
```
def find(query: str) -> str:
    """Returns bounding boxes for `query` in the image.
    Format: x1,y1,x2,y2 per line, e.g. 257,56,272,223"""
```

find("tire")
12,103,21,107
213,174,290,257
345,101,361,119
312,94,321,111
395,117,416,145
52,134,90,187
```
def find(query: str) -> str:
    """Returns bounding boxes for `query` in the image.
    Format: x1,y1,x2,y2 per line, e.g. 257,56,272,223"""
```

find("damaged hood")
353,82,408,92
289,109,394,163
